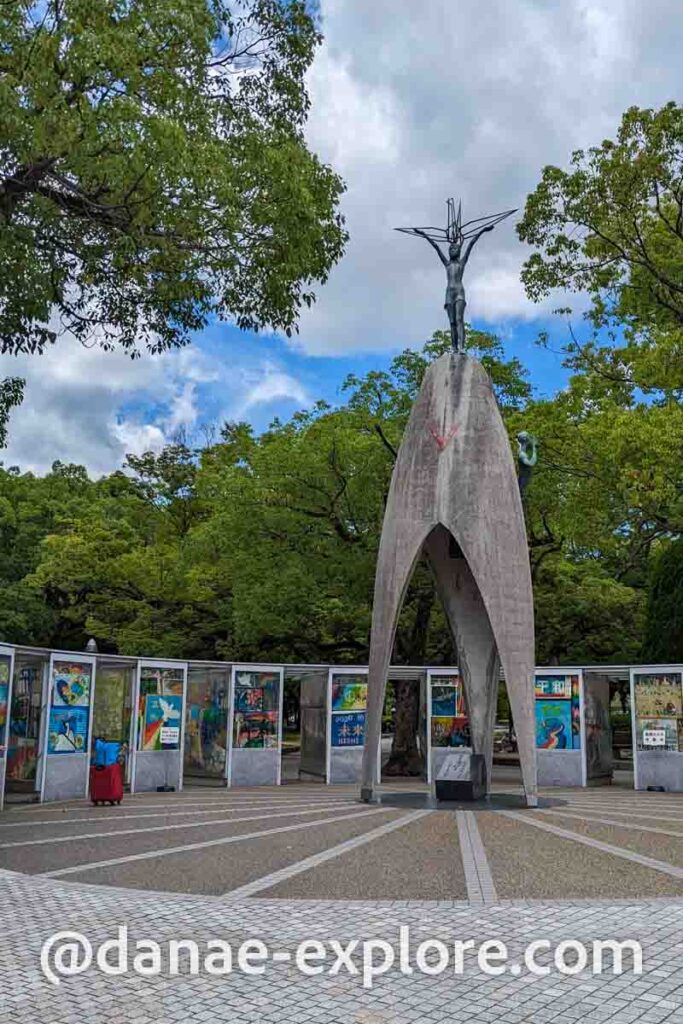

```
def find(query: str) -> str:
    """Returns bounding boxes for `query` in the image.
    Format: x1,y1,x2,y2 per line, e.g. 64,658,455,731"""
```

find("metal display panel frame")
183,663,232,785
130,659,188,795
426,668,464,785
0,644,15,811
40,651,97,802
228,664,284,787
91,657,138,787
534,667,586,787
34,655,51,802
631,664,683,792
326,667,379,785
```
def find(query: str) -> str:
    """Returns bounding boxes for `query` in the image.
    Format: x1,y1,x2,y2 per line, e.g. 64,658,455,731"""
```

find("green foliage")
519,102,683,396
643,541,683,662
0,460,95,645
534,560,645,665
0,376,24,447
519,102,683,331
0,0,346,355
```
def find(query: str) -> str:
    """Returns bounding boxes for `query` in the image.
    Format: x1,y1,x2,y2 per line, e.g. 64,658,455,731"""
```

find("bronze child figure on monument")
397,199,516,351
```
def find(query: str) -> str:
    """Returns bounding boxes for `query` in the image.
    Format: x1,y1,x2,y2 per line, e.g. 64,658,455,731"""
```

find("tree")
0,459,95,646
643,541,683,662
0,376,24,447
518,102,683,395
29,446,229,656
0,0,346,356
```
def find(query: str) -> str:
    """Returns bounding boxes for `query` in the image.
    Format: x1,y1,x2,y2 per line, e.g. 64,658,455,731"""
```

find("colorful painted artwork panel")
235,671,279,690
139,667,184,698
431,716,470,748
536,699,572,750
431,685,457,717
431,675,466,717
235,687,264,713
48,706,89,753
0,656,9,731
637,717,678,752
634,674,683,718
535,675,574,699
0,683,7,732
233,710,278,749
571,675,581,750
331,711,366,747
235,671,279,713
141,694,183,751
53,660,92,707
331,677,368,712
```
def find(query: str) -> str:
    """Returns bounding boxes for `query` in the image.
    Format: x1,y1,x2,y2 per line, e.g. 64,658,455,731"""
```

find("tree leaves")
0,0,347,355
0,376,24,448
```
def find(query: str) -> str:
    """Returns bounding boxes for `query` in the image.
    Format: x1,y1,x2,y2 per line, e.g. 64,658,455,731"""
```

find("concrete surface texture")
4,783,683,1022
361,352,537,805
4,782,683,899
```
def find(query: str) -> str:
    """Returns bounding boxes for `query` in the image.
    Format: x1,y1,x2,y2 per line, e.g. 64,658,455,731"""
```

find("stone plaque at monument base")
434,752,486,801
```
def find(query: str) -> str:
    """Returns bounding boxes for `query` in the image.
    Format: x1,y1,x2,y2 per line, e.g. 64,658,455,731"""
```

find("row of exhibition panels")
1,641,682,805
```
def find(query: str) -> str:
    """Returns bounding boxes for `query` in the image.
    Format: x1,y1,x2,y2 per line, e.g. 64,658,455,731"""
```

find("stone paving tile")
4,785,683,1020
0,867,682,1023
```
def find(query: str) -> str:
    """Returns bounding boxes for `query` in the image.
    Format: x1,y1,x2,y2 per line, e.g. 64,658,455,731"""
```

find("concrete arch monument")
361,202,537,807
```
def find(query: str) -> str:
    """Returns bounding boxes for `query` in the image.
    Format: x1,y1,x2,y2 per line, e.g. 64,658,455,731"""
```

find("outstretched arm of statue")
462,223,495,267
413,228,449,267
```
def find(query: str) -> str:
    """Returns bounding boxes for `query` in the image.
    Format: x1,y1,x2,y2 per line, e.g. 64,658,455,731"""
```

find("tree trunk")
383,679,423,776
383,578,434,776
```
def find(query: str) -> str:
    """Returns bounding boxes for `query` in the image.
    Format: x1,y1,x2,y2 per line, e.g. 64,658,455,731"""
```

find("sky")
1,0,681,476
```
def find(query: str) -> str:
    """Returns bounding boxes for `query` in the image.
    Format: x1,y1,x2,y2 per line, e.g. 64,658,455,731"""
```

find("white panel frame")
130,659,188,795
39,651,97,801
630,664,683,792
227,664,284,787
534,667,585,786
0,644,15,811
425,667,462,785
36,657,50,801
325,666,379,784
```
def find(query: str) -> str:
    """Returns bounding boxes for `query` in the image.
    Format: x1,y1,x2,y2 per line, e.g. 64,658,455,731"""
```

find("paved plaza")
3,781,683,1021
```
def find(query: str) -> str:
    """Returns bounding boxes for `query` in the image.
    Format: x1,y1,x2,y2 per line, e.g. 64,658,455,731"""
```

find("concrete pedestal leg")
361,353,537,807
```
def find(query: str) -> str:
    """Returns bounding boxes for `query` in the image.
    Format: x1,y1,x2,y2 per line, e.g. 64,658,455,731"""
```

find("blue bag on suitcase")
93,739,120,767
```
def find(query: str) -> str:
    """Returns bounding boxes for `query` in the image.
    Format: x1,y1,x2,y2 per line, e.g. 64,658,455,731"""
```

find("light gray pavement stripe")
0,798,355,830
559,796,683,808
559,798,683,811
500,811,683,880
548,804,683,823
222,809,432,898
456,811,497,905
4,794,353,817
0,802,368,849
464,811,498,902
538,808,683,837
40,806,395,877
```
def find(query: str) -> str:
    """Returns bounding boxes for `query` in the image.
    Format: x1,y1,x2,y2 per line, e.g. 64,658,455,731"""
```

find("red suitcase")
90,763,124,806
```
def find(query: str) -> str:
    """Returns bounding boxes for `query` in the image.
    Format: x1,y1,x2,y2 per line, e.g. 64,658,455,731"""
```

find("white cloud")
296,0,681,354
0,334,313,475
230,363,312,419
0,338,205,475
